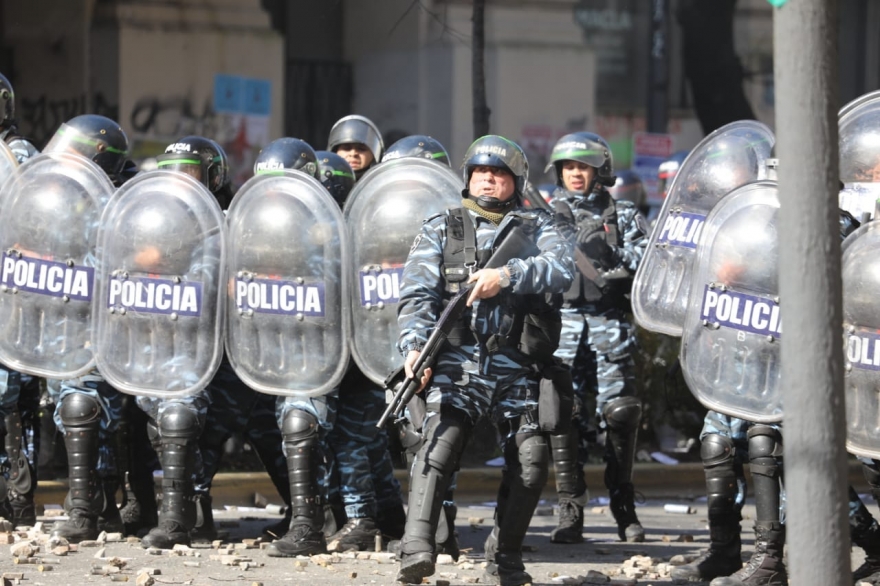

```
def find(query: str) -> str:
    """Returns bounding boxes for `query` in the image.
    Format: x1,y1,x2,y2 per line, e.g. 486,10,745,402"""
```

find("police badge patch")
410,233,422,253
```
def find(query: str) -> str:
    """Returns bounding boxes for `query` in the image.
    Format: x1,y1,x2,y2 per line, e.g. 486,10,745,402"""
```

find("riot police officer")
43,115,131,542
544,132,648,544
327,115,383,180
0,72,38,163
133,135,230,549
395,135,574,586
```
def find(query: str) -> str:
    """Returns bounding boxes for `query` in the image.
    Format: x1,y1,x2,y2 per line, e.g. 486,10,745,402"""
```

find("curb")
32,459,870,508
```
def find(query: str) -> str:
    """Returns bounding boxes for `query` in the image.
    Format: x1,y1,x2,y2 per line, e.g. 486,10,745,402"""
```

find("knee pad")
602,396,642,432
422,413,468,477
747,425,783,459
158,403,201,440
701,433,735,467
281,409,319,445
58,393,102,429
513,433,550,489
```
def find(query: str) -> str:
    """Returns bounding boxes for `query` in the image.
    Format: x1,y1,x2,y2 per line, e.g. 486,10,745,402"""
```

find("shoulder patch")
409,233,423,253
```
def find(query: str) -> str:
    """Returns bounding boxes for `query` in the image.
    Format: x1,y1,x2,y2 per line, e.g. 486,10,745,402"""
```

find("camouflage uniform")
196,359,291,513
328,366,403,521
396,203,573,581
549,186,648,543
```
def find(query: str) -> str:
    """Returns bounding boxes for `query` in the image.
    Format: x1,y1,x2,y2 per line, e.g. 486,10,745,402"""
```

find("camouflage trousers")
555,306,638,466
328,384,403,519
425,344,540,432
50,371,125,478
275,391,338,503
0,368,41,474
195,361,289,505
700,411,782,520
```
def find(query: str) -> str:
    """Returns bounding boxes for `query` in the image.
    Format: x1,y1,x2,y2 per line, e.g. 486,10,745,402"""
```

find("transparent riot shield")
841,220,880,459
0,152,115,378
0,140,18,190
632,121,775,336
93,171,226,397
839,90,880,219
344,158,462,385
680,181,782,423
226,170,349,397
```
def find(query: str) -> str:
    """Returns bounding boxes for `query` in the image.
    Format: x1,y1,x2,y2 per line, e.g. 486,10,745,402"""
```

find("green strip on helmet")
157,158,201,167
331,169,355,179
58,125,129,155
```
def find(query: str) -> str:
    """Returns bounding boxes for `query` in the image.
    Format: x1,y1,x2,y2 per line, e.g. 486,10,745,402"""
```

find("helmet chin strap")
467,192,517,212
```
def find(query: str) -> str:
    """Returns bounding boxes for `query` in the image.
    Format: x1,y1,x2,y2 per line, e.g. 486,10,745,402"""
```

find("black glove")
576,219,614,265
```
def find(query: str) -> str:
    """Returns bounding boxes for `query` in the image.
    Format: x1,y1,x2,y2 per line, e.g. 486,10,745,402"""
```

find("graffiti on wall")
19,93,118,148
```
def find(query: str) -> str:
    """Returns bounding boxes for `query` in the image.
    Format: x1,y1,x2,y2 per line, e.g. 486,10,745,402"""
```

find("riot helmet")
44,115,129,179
122,194,202,275
328,115,384,173
461,134,529,202
254,138,318,178
658,150,689,199
382,135,450,166
609,169,647,210
0,72,14,129
315,150,355,206
156,136,229,195
544,132,615,190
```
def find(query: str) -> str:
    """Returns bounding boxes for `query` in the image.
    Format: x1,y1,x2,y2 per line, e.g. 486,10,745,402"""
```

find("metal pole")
775,1,849,584
646,0,669,133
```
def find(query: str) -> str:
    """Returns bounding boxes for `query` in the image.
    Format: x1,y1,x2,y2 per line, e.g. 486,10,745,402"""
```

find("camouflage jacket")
552,186,648,275
397,205,575,357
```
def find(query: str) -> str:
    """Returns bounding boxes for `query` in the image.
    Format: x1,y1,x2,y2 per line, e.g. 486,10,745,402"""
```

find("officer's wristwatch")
497,267,511,288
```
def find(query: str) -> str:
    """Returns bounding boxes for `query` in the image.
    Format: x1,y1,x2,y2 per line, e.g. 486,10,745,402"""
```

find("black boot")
328,517,381,552
141,406,199,549
483,433,548,586
51,394,102,543
602,397,645,542
98,478,125,533
4,410,36,527
397,414,467,584
117,398,158,536
551,498,584,544
266,411,326,557
549,430,586,544
670,516,743,582
436,501,460,561
851,486,880,582
190,493,217,542
709,522,786,586
377,502,406,541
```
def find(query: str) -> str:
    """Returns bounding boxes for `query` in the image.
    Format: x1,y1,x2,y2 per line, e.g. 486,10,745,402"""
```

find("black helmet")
44,114,129,178
544,132,614,189
461,135,529,195
254,138,318,178
382,135,450,166
157,135,229,194
327,115,384,163
0,72,14,128
608,169,647,209
315,150,356,206
658,150,690,198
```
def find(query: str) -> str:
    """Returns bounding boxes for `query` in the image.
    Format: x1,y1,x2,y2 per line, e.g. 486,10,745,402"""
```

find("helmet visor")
156,153,205,184
44,123,127,162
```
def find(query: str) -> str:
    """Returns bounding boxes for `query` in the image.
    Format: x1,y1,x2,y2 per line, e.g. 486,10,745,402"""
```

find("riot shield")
0,152,115,378
839,90,880,219
841,220,880,459
93,171,226,398
0,140,18,189
226,170,349,397
344,158,462,385
680,181,782,423
632,121,775,337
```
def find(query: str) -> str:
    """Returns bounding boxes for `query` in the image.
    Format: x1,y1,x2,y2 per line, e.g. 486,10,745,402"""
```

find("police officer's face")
335,143,374,171
469,165,516,201
561,161,596,193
